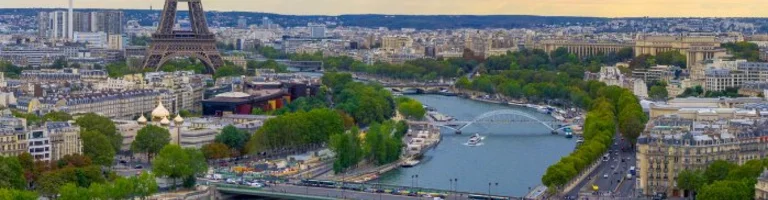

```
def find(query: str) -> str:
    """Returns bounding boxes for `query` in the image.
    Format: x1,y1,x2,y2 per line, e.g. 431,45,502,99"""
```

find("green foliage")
215,125,250,152
321,72,354,91
256,46,288,59
704,87,742,98
705,160,737,184
247,59,288,73
0,61,22,78
202,142,231,160
723,42,760,62
697,180,752,200
678,86,705,98
132,124,172,161
246,108,344,153
273,96,328,115
396,97,426,120
333,80,395,125
677,169,706,193
105,62,141,78
11,110,42,126
75,113,121,152
363,121,403,165
654,51,687,68
455,76,472,89
35,166,106,197
0,188,37,200
80,131,116,167
152,145,206,190
649,82,669,101
617,90,647,147
330,127,363,173
42,111,72,122
59,183,90,200
0,156,26,190
47,172,158,200
213,65,246,79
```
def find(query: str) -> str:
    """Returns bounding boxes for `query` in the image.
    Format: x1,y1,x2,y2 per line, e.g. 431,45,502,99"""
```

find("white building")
633,79,649,99
47,122,81,161
74,31,108,48
27,129,51,161
309,24,326,38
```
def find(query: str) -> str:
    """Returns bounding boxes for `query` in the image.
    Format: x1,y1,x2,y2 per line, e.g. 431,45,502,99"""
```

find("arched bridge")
434,109,565,132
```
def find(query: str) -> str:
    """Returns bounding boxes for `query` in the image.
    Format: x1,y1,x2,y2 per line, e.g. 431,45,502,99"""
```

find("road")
564,133,637,199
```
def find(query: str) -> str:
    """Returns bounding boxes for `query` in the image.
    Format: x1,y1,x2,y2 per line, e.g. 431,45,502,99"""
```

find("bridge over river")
214,181,520,200
429,109,569,133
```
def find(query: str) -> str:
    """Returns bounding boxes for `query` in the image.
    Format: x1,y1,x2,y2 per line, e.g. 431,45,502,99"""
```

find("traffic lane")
265,184,454,200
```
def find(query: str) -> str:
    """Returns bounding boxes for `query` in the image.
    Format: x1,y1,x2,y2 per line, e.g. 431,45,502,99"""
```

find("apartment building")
637,114,768,197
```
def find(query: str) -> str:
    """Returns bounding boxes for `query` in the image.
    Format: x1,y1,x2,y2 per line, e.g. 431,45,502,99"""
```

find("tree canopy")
80,130,116,167
132,124,172,161
75,113,121,152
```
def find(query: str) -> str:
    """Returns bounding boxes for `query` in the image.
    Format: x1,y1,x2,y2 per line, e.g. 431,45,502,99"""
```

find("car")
134,165,143,169
614,170,619,174
610,165,615,169
119,160,127,164
603,174,608,179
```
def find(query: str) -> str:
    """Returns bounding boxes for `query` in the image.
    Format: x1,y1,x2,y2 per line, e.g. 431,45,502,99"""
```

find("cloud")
2,0,768,17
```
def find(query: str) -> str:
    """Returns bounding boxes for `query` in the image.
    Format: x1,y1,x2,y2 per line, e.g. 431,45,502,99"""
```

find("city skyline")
1,0,768,17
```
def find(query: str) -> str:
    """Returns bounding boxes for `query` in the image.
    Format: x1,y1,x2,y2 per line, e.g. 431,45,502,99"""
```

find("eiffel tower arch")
143,0,224,73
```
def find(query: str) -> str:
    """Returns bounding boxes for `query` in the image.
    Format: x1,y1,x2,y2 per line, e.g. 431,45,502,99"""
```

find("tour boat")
401,159,420,168
467,133,484,146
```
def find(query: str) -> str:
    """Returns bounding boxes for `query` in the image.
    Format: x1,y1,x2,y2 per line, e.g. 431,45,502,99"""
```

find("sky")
1,0,767,17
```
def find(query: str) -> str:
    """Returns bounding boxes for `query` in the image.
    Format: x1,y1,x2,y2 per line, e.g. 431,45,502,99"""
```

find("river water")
377,95,576,197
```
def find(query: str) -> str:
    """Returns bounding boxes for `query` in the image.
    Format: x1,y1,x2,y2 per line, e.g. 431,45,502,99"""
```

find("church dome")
137,115,147,124
151,99,170,119
160,116,170,125
174,115,184,123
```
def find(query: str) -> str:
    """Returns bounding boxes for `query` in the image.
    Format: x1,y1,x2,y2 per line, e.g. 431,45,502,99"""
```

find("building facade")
46,122,81,161
637,114,768,197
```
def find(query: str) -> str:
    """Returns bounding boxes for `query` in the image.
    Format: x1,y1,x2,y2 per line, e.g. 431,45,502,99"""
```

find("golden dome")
151,99,170,119
174,115,184,123
137,115,147,124
160,117,170,125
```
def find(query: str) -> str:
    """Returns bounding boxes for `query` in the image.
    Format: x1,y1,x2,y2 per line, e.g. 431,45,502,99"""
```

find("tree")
76,113,120,152
42,111,72,122
132,124,171,161
0,188,37,200
201,142,231,160
330,128,363,173
455,76,471,89
213,65,245,79
215,125,249,151
152,145,205,190
649,84,668,101
697,180,751,200
183,148,207,188
723,42,760,62
396,97,426,119
705,160,736,184
59,183,89,200
134,172,158,199
57,154,92,168
0,156,26,190
81,131,116,167
677,169,706,197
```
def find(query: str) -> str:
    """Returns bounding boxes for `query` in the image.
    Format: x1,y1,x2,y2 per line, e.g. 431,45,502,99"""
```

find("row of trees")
246,108,345,154
722,42,761,62
329,120,404,173
629,51,687,69
57,172,157,200
677,159,768,199
247,60,289,73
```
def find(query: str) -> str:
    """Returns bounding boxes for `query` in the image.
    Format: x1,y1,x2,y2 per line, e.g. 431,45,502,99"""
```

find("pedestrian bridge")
432,109,565,132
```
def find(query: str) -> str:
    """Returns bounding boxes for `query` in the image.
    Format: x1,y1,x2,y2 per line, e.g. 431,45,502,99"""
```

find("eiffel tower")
143,0,224,73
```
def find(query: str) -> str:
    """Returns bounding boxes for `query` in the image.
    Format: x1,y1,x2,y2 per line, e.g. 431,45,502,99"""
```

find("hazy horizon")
1,0,767,18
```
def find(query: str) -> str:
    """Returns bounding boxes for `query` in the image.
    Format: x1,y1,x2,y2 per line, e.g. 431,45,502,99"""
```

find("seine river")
377,95,577,197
